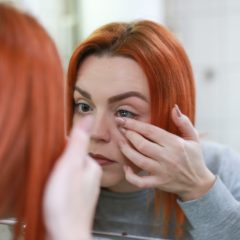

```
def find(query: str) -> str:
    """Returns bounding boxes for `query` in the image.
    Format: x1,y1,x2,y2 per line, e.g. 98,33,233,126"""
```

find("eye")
74,101,93,114
116,109,137,119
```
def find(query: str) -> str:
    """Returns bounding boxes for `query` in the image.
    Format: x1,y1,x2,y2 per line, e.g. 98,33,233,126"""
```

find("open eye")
74,101,93,114
116,109,137,119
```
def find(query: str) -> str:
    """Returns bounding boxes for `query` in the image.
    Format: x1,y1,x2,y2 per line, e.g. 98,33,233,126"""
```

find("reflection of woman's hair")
67,20,195,238
0,4,65,239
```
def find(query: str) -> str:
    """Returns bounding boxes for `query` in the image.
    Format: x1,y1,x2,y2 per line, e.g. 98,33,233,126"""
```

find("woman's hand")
117,105,215,202
43,116,102,240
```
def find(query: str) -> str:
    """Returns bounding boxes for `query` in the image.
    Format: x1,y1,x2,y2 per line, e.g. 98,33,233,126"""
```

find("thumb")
171,105,199,141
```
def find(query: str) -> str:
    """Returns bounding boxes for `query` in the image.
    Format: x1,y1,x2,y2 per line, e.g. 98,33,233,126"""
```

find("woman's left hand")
116,105,216,201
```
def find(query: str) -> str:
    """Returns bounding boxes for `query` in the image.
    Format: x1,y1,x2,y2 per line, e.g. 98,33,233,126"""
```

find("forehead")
75,55,150,98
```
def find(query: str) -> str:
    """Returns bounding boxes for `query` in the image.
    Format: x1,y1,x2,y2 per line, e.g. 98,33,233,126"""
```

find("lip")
89,153,117,166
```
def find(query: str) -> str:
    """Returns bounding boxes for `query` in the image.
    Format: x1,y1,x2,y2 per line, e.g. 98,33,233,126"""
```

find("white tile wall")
166,0,240,152
78,0,165,39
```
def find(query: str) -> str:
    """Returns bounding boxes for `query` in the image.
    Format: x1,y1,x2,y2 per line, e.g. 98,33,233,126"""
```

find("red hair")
0,4,65,239
67,20,195,238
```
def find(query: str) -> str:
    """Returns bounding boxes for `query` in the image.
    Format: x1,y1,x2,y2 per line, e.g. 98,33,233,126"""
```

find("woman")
67,20,240,239
0,4,101,240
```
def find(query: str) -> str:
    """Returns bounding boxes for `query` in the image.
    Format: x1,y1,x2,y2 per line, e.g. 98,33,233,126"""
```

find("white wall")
4,0,165,67
78,0,165,39
166,0,240,152
20,0,76,68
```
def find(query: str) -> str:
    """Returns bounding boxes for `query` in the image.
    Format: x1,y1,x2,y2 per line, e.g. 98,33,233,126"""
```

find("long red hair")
67,20,195,238
0,4,65,239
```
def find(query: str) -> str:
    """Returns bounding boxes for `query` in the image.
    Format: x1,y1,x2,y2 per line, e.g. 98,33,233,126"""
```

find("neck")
107,178,142,193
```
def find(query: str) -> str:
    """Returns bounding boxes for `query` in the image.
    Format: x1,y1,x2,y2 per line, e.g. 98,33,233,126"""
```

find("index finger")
63,115,93,166
115,117,177,146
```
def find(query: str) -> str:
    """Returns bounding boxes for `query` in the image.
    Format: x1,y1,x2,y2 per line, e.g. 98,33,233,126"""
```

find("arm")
178,144,240,240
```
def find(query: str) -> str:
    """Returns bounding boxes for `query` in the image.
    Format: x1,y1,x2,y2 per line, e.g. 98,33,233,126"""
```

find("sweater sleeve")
177,142,240,240
178,177,240,240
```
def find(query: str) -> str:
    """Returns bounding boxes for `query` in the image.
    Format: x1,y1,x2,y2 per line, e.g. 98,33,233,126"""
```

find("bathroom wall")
166,0,240,152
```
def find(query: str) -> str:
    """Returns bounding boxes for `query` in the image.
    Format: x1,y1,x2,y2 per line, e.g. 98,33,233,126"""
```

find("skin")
73,55,216,200
73,55,150,192
44,116,102,240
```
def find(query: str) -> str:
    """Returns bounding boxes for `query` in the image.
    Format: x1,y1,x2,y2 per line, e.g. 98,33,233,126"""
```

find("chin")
100,170,125,188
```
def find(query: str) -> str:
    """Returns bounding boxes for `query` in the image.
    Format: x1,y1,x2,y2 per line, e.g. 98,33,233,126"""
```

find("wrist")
179,173,216,202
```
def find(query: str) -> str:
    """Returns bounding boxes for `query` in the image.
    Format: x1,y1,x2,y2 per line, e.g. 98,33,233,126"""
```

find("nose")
90,112,111,143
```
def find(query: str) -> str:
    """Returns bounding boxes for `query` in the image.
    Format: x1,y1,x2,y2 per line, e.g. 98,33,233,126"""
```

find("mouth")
89,153,117,166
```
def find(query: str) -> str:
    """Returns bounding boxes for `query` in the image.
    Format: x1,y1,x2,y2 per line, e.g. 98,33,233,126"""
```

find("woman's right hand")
43,116,102,240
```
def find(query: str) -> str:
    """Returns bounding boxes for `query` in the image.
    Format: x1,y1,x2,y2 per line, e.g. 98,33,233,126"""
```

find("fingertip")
123,165,131,181
171,105,183,127
115,117,126,127
174,104,182,118
123,165,132,175
65,117,93,158
171,105,198,141
76,115,94,133
69,115,93,142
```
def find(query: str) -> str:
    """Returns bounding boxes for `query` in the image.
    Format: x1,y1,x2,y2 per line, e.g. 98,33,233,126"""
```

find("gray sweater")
93,141,240,240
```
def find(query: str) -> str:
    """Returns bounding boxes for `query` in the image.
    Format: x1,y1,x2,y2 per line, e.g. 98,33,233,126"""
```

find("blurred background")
1,0,240,151
1,0,240,239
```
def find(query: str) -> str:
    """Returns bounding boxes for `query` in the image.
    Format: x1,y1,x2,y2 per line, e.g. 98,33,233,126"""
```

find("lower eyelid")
116,110,138,118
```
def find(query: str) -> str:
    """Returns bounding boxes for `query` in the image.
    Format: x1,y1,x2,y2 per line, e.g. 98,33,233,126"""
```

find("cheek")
72,113,81,125
100,166,126,187
112,127,125,145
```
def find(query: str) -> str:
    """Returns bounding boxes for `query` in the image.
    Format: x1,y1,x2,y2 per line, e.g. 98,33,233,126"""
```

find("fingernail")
76,115,94,133
174,104,182,118
116,117,126,126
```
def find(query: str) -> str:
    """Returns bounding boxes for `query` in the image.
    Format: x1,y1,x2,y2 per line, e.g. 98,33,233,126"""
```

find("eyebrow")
74,86,148,103
74,86,91,100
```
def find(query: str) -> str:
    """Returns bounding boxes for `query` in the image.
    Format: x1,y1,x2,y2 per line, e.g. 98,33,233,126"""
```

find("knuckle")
143,125,154,138
137,141,147,153
136,181,148,189
136,158,145,168
144,160,155,172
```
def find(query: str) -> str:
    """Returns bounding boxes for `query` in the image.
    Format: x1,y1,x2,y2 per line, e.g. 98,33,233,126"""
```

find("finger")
171,105,199,141
120,141,160,173
85,155,102,180
121,129,167,161
116,117,176,147
124,166,161,189
63,115,93,166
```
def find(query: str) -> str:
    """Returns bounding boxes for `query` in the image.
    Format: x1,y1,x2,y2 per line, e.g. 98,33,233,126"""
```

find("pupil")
82,104,89,112
120,110,128,117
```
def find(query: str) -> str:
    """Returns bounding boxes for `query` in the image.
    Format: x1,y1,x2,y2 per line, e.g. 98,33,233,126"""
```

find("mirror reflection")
1,1,240,240
10,0,240,152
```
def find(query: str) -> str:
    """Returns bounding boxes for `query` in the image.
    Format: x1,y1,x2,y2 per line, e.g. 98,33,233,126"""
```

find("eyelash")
73,102,93,115
73,101,138,119
115,109,138,119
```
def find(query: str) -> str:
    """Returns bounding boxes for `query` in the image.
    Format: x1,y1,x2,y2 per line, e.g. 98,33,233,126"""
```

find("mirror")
1,0,239,239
